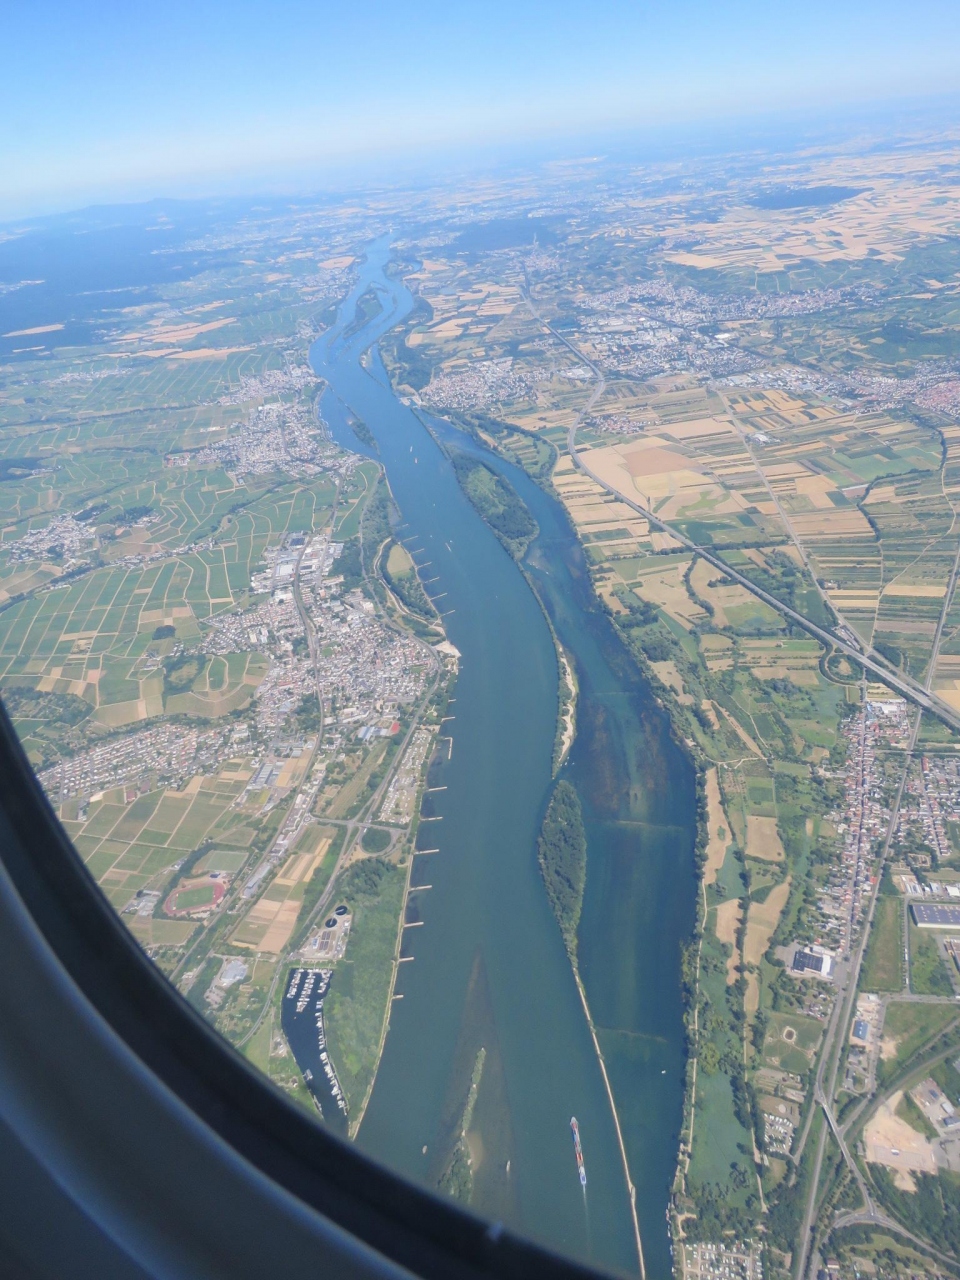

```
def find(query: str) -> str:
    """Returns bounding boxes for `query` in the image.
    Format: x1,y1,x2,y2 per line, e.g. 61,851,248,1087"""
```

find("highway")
566,437,960,733
520,287,960,1270
831,1205,960,1272
521,282,960,734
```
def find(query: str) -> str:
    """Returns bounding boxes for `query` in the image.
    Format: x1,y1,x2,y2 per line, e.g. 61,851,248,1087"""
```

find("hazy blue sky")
4,0,960,217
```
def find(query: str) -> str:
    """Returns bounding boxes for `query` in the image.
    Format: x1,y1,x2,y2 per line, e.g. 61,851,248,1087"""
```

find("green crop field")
909,921,955,997
61,775,254,908
878,1001,960,1085
861,896,903,993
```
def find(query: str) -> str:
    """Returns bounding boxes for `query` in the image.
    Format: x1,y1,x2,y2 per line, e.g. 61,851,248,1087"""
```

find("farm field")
861,896,904,994
878,1002,960,1086
376,134,960,1268
0,200,448,1166
7,117,960,1276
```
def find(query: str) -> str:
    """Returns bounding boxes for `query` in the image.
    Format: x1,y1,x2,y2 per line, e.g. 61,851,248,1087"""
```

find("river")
309,238,696,1279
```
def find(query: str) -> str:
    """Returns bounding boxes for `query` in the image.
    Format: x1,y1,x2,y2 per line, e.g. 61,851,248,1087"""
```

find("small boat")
570,1117,587,1187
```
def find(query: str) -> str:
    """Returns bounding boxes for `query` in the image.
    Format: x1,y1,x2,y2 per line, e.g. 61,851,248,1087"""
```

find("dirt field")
650,659,693,704
715,898,742,983
745,879,791,965
746,815,785,862
865,1092,937,1186
703,768,730,887
743,878,791,1012
387,542,415,576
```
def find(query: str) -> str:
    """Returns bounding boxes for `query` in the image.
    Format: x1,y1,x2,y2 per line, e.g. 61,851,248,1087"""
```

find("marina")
281,967,349,1136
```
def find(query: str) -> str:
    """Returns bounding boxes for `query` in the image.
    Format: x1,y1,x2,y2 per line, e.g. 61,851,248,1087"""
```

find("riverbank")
312,240,643,1276
555,645,577,772
439,432,576,774
411,398,698,1277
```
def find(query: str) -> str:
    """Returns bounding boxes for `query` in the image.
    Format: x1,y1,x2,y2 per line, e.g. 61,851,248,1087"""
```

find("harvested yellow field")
932,680,960,711
624,444,692,476
3,323,65,337
275,753,311,790
244,898,282,925
744,878,790,965
232,896,301,954
581,440,709,509
882,583,947,598
166,345,254,360
789,509,875,538
259,901,301,954
631,560,705,630
134,317,236,344
743,877,790,1013
699,634,733,672
274,850,325,888
658,163,960,275
746,816,785,862
762,462,811,482
828,591,880,609
650,660,693,704
794,475,841,509
650,530,684,552
659,417,736,441
715,899,742,983
752,665,819,687
689,558,765,628
703,768,730,887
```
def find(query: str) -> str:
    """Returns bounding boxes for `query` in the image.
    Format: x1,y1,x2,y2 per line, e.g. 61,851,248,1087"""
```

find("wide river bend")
310,240,696,1279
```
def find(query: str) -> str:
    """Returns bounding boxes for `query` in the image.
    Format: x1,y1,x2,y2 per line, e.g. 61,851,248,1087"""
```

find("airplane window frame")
0,696,609,1280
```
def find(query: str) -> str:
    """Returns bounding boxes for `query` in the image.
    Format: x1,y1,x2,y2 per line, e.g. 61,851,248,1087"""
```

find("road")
794,536,960,1278
567,441,960,732
520,284,960,733
792,703,922,1280
832,1205,960,1271
234,484,444,1052
169,470,352,981
520,284,960,1269
526,294,960,730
